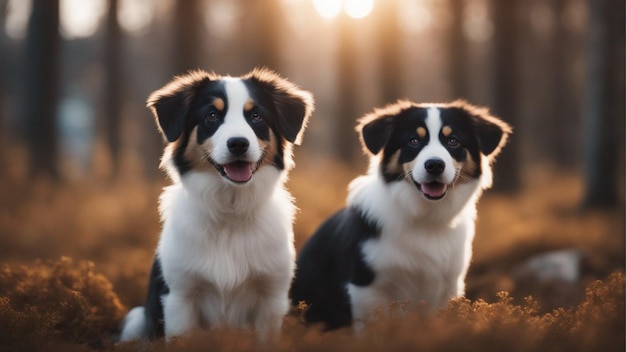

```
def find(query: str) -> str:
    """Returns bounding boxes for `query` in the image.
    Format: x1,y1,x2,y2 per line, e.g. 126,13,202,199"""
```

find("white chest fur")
346,174,478,326
156,170,296,336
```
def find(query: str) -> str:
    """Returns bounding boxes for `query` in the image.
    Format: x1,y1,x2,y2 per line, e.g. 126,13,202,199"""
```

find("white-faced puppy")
291,100,510,330
119,68,314,341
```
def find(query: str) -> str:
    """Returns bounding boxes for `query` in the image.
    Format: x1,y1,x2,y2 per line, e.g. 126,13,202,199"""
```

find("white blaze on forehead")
221,78,254,136
425,106,442,138
411,106,457,185
420,106,446,156
223,78,252,123
210,78,262,164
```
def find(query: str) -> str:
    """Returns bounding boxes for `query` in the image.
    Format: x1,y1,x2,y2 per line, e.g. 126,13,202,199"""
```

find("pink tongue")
421,182,447,198
223,161,254,182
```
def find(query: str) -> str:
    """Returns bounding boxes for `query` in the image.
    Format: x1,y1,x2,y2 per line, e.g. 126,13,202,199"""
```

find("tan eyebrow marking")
417,127,427,138
442,125,453,137
244,99,254,112
213,98,225,111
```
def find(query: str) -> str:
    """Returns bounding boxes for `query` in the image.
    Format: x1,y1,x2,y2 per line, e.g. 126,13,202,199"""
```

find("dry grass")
0,259,622,351
0,156,623,351
0,257,125,351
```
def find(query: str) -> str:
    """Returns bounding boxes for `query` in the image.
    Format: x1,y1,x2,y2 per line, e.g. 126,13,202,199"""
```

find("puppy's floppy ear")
246,68,314,145
147,71,212,142
359,115,394,155
454,101,512,159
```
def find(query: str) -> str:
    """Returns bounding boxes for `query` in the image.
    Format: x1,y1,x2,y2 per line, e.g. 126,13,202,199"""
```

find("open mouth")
414,181,448,200
211,159,259,184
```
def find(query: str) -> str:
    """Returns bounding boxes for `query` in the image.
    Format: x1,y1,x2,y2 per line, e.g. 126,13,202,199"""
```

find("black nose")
425,158,445,175
227,137,249,155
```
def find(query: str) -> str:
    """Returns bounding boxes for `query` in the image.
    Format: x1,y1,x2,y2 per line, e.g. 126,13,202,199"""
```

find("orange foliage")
0,156,623,351
0,257,125,350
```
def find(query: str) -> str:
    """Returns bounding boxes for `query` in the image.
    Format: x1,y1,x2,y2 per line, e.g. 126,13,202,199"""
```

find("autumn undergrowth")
0,156,623,351
0,258,622,351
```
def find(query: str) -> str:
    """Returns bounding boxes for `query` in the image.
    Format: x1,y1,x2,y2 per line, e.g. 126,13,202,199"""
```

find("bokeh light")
60,0,106,39
344,0,374,19
312,0,342,19
312,0,374,19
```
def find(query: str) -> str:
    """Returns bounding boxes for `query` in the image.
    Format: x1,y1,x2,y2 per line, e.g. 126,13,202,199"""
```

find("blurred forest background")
0,0,624,348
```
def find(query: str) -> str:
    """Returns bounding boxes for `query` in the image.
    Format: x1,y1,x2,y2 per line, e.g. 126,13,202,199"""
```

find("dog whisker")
403,171,413,183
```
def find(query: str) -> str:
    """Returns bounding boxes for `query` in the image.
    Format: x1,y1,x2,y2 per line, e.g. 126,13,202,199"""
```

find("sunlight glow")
205,0,239,38
312,0,373,19
463,0,493,42
118,0,154,35
60,0,107,39
4,0,31,39
398,0,431,34
344,0,374,19
312,0,342,19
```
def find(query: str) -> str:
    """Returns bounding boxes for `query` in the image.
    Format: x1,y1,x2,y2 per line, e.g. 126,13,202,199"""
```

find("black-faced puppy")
119,68,314,341
291,100,511,330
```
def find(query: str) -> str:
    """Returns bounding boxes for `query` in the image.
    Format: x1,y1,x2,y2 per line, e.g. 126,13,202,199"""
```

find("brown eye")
408,138,420,147
250,112,262,123
207,111,219,121
448,137,460,148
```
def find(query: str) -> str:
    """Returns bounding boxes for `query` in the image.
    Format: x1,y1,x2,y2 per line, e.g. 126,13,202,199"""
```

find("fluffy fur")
290,100,511,330
119,68,314,341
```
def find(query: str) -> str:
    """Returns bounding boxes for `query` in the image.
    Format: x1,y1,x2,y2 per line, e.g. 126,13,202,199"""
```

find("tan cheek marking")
260,131,278,166
184,127,213,171
457,150,478,184
442,126,453,137
385,150,403,176
417,127,426,139
402,159,417,178
244,99,254,112
213,98,225,112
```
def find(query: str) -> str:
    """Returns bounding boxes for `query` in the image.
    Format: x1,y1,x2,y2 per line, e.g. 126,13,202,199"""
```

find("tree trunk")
545,0,580,168
490,0,521,192
254,0,282,71
104,0,122,176
336,17,360,164
173,0,203,74
21,0,60,179
0,0,6,144
582,0,625,208
448,0,467,99
375,0,403,104
0,0,6,140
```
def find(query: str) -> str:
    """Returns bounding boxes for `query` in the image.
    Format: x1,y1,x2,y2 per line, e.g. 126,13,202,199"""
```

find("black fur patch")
291,207,379,330
144,256,169,339
358,101,511,183
146,69,314,177
292,100,511,331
